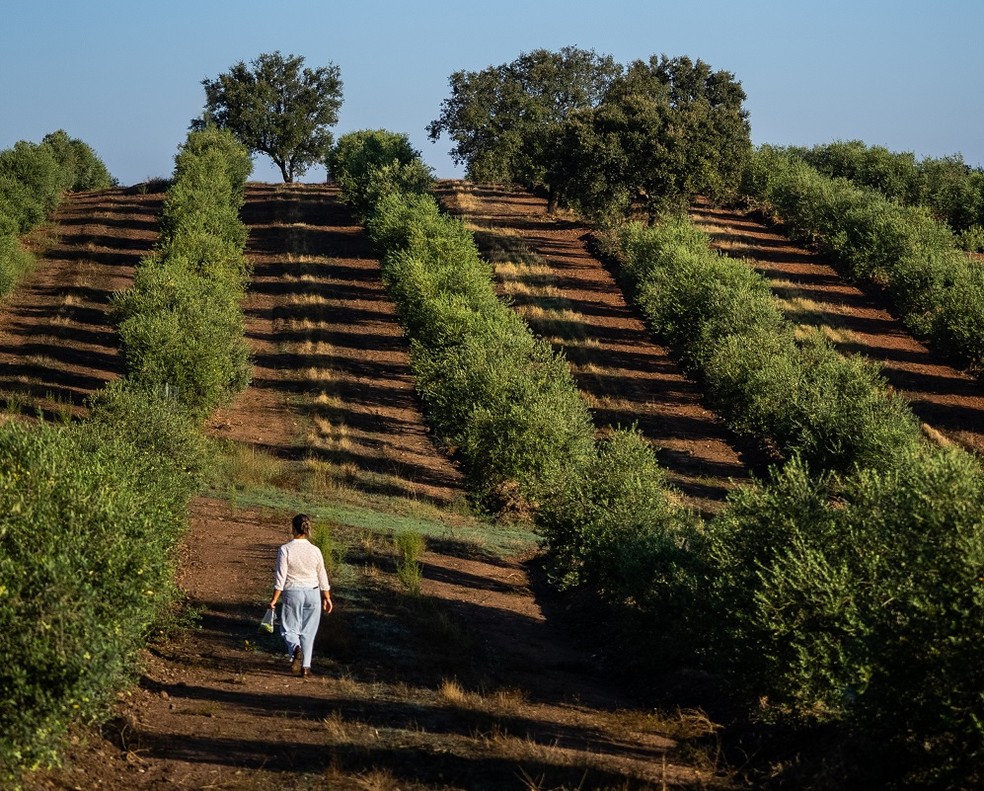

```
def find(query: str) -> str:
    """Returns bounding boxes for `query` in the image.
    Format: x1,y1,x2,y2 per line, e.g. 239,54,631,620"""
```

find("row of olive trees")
743,146,984,368
598,217,925,475
330,132,693,595
592,214,983,787
428,47,751,219
781,140,984,250
0,133,243,779
113,127,253,419
0,131,114,295
333,128,595,511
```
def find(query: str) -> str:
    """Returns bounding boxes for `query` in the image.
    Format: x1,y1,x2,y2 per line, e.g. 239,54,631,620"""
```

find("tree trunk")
277,161,292,183
547,185,559,214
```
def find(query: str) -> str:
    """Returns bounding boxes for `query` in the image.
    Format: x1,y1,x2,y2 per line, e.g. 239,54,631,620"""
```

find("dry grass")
437,678,528,717
219,443,288,489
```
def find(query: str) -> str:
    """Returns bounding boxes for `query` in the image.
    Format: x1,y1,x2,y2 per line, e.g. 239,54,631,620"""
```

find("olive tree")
193,51,343,183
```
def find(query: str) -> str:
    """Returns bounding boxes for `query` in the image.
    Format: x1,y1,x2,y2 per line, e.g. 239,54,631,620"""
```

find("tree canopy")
427,46,620,212
328,130,434,218
193,52,343,183
429,48,751,218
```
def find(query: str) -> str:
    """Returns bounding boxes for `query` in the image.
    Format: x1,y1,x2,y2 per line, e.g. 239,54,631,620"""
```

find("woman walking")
268,514,333,677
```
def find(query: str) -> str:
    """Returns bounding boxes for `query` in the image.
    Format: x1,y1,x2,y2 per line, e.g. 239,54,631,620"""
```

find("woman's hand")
322,595,333,614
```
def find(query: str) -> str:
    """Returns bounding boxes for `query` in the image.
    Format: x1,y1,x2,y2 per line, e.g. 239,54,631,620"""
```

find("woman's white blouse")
274,539,331,591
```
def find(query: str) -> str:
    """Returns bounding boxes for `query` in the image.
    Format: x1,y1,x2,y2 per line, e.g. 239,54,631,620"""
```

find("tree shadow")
235,184,464,504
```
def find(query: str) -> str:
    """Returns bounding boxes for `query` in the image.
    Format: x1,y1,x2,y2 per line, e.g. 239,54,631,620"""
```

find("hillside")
21,184,727,791
0,187,161,420
14,179,984,789
690,201,984,454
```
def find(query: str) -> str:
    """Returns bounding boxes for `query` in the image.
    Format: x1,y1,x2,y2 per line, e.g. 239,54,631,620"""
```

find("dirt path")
0,187,162,419
437,183,752,516
25,185,723,790
690,202,984,455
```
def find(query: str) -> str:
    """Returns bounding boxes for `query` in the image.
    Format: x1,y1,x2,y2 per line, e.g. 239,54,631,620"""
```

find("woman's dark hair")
292,513,311,536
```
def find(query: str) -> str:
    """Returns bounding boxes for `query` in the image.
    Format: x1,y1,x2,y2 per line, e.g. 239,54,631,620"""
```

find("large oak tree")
430,49,751,218
428,47,620,212
575,55,752,219
193,52,342,183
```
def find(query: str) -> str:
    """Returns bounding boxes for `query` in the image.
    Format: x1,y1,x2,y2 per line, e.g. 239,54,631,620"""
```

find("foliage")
194,51,343,183
0,232,33,297
162,129,251,251
40,130,115,192
428,46,621,212
569,55,751,219
0,141,63,232
743,146,984,366
0,418,193,777
394,530,426,595
87,382,212,490
0,128,243,781
366,187,596,512
0,132,114,301
115,254,250,419
173,125,253,204
611,216,925,473
429,48,750,217
328,129,433,218
115,128,252,419
783,139,984,246
705,450,984,787
310,521,345,578
537,430,701,631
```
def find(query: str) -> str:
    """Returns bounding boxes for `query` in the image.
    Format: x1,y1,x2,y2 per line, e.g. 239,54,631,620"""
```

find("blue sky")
2,0,981,185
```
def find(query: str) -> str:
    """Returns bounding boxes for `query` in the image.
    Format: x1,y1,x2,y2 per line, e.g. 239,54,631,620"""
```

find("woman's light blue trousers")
279,587,321,669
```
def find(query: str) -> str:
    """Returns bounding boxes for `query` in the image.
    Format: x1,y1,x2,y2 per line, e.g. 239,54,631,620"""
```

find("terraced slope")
437,182,754,516
0,187,162,420
23,184,725,791
691,201,984,455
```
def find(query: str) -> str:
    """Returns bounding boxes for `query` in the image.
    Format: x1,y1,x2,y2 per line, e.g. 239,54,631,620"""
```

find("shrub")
709,331,923,473
394,530,426,595
0,419,192,776
329,129,433,217
115,259,251,419
173,126,253,204
159,149,249,251
743,146,984,366
612,216,925,474
538,429,700,606
86,381,212,490
41,130,115,192
0,171,49,234
310,521,345,578
0,232,33,297
704,449,984,786
0,141,63,220
788,140,984,244
413,322,595,509
162,230,251,291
